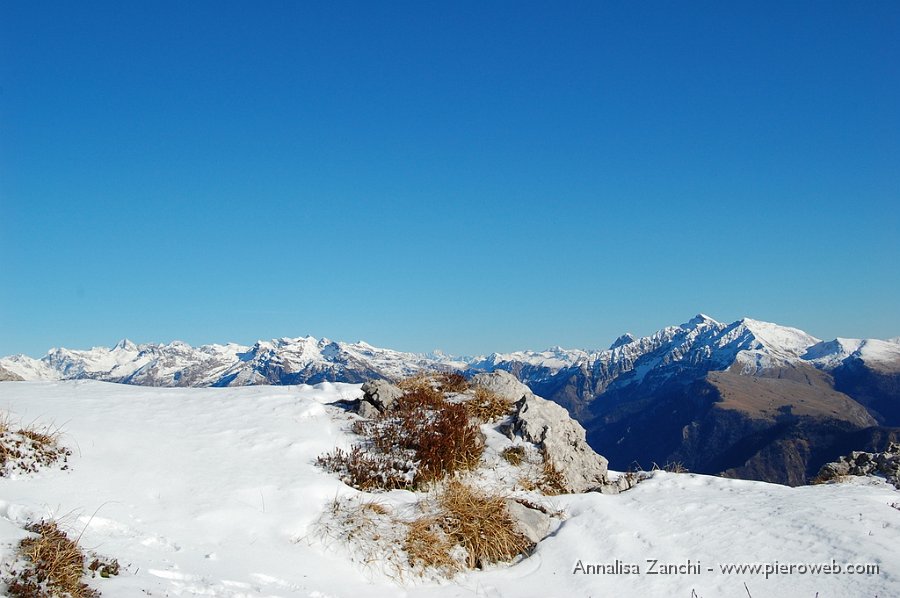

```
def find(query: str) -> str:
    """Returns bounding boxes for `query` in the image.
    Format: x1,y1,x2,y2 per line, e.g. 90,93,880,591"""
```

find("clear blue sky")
1,1,898,357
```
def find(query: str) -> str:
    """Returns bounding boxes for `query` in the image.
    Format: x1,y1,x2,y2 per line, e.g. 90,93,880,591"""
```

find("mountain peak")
113,338,137,351
683,313,720,328
609,333,636,349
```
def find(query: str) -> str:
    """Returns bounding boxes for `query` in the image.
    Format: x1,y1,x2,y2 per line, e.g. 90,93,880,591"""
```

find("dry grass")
6,521,98,598
320,387,484,490
434,480,533,569
435,372,469,394
314,482,535,580
403,517,463,576
651,461,689,474
538,458,568,495
501,446,526,466
404,481,533,574
397,372,469,394
312,495,410,580
518,450,568,495
463,387,512,423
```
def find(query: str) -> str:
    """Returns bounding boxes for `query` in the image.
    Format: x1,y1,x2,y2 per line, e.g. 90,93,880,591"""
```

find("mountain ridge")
2,314,897,389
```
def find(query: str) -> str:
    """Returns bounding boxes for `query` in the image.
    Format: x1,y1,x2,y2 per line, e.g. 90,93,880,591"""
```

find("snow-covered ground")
0,381,898,597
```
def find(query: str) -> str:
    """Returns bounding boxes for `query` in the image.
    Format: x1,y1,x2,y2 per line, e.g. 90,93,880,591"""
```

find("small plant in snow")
0,415,71,478
4,519,118,598
318,387,484,491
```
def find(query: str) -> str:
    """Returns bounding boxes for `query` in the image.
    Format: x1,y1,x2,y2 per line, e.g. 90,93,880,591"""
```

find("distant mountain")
4,315,899,485
0,336,468,387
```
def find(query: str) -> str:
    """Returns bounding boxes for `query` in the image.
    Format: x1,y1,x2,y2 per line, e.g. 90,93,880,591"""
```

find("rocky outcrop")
356,379,405,418
470,370,532,403
506,393,610,493
815,442,900,488
0,366,23,382
471,370,617,493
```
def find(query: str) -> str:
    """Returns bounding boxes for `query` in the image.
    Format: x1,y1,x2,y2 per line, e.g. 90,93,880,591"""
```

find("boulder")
357,379,404,416
504,393,611,493
504,499,552,545
470,370,532,404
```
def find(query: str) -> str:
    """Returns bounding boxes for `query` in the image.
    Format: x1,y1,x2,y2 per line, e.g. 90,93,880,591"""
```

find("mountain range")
3,314,899,485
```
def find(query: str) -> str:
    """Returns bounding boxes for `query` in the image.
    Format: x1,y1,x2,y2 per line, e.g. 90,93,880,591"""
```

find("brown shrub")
320,386,484,490
539,460,568,495
396,373,436,393
435,372,469,394
316,446,414,491
7,521,98,598
414,402,483,485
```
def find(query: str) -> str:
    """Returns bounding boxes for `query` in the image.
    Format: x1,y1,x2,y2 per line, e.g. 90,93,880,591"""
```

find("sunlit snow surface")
0,381,898,597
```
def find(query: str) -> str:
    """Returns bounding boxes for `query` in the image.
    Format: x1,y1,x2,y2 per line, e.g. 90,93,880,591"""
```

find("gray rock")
505,393,611,493
504,499,551,545
470,370,532,404
357,399,382,419
358,379,404,415
816,443,900,488
0,366,23,382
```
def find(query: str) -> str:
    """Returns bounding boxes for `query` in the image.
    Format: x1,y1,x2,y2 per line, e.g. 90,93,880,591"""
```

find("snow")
804,338,900,369
0,381,898,597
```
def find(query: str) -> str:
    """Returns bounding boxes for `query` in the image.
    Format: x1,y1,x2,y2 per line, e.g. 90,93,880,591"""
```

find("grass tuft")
501,446,526,466
433,480,533,569
6,521,98,598
463,387,512,423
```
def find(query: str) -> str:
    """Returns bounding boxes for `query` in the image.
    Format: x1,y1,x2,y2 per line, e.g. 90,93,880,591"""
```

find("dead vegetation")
652,461,689,474
397,372,469,394
431,480,533,569
403,517,463,576
501,445,526,466
318,385,484,490
314,480,533,580
5,519,118,598
0,416,71,477
518,449,569,495
463,387,512,422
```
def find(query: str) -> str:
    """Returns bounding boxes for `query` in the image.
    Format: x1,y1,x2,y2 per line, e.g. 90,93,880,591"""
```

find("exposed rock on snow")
0,365,23,382
503,391,613,494
470,370,532,403
357,379,405,417
504,499,552,544
816,442,900,489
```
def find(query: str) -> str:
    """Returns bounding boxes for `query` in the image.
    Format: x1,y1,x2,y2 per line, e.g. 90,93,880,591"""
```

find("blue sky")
1,1,898,357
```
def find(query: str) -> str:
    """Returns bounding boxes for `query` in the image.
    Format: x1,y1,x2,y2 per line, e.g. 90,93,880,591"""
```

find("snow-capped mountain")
0,336,469,387
2,314,897,393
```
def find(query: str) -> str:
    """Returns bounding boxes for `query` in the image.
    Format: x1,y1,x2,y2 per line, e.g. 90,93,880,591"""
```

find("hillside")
0,381,897,597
